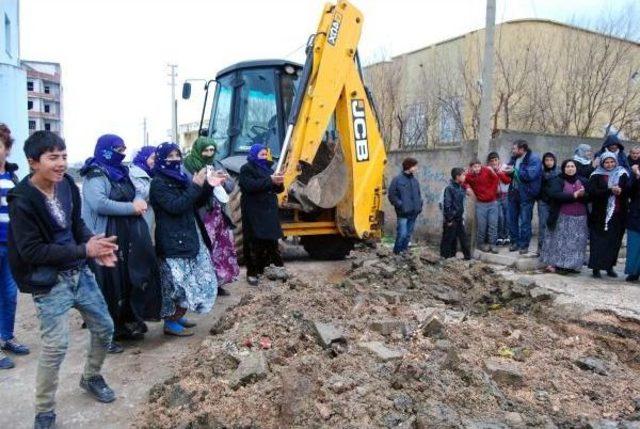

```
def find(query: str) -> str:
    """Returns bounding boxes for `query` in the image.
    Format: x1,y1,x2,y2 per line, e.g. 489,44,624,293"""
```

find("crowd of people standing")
389,134,640,282
0,124,288,429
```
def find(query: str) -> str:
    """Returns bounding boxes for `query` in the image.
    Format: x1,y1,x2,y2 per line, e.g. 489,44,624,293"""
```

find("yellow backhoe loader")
182,0,386,260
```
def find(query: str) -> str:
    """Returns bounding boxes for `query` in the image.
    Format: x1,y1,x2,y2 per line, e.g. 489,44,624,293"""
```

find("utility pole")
472,0,496,252
477,0,496,159
168,64,178,143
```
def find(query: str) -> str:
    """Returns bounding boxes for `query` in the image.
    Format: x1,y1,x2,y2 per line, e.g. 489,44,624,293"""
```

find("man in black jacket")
440,168,471,259
388,157,423,254
8,131,119,429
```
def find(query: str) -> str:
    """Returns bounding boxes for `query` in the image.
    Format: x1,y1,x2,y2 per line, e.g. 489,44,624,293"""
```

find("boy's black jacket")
7,174,92,294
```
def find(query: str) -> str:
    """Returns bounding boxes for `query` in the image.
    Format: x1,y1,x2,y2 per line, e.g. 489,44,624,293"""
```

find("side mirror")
182,82,192,100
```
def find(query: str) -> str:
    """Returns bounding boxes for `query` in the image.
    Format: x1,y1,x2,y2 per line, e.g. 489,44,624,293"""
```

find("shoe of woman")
217,287,230,296
606,269,618,278
137,321,149,334
625,274,639,282
592,269,602,278
107,342,124,354
177,317,197,328
164,320,194,337
247,276,259,286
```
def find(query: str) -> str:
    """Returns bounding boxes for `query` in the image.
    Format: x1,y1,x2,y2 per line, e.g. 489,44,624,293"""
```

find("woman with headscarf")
183,137,239,295
149,142,218,336
81,134,161,353
129,146,156,236
239,144,285,286
595,134,629,172
536,152,559,255
573,144,595,182
587,151,629,278
541,160,589,274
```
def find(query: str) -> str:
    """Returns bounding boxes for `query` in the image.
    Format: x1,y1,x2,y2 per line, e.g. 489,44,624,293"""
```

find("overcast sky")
19,0,626,163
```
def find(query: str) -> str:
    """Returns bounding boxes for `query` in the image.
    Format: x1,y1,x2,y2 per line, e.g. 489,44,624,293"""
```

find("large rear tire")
229,186,244,264
301,234,355,260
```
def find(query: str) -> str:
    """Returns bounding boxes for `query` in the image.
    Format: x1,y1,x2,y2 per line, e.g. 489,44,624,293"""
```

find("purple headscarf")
80,134,128,181
247,144,273,173
154,142,190,186
132,146,156,177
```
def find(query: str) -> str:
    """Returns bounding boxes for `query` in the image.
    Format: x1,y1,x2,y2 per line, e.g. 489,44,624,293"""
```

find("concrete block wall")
383,129,635,242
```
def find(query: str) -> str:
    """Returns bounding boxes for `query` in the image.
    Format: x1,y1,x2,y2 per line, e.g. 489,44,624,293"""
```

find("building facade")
0,0,28,175
365,19,640,150
22,60,63,137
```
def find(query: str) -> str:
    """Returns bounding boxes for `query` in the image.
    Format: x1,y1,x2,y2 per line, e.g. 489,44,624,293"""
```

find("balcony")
28,91,58,101
28,111,61,121
26,70,60,83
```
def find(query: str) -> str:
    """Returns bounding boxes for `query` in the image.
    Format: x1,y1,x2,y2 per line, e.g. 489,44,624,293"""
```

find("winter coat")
538,168,559,203
546,176,589,230
508,150,542,202
7,174,93,294
626,175,640,233
586,173,629,231
575,162,595,180
149,174,212,258
238,161,284,241
595,135,629,171
388,172,423,217
442,181,466,223
464,166,499,203
129,164,155,233
81,168,138,234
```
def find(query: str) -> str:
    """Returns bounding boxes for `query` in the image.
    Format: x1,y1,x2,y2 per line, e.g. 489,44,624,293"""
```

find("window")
4,13,10,57
44,86,50,94
438,96,463,144
29,121,36,130
44,104,50,113
235,69,278,156
28,101,33,110
401,103,428,147
44,123,51,131
27,81,34,92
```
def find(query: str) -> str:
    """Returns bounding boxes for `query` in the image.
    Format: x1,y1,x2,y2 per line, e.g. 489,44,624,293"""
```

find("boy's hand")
86,234,118,259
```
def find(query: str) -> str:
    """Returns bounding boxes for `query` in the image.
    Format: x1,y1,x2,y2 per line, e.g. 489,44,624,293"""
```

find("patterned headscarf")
153,142,190,186
132,146,156,177
591,151,628,231
184,137,217,174
80,134,128,181
573,144,592,166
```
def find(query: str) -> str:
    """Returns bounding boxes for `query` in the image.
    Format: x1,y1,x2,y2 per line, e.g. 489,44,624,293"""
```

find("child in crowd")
440,167,471,260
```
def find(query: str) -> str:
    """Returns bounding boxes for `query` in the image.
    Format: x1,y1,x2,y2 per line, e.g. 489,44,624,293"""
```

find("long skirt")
625,229,640,275
203,205,239,287
541,214,588,270
159,229,217,319
589,212,625,270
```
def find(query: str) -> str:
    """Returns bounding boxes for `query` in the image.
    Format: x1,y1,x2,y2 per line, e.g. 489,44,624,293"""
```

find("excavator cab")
201,60,303,175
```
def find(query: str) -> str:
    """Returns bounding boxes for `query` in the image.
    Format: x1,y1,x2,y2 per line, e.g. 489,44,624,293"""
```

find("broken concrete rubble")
358,341,407,362
311,321,346,349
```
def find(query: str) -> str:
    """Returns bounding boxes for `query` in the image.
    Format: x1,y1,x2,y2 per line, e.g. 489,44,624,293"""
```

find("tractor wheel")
300,234,355,260
229,186,244,264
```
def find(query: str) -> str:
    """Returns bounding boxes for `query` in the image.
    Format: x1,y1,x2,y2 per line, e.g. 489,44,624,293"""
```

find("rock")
327,375,354,394
620,422,640,429
264,264,290,281
377,247,392,258
535,390,550,402
230,352,269,389
376,262,398,278
575,356,609,376
442,348,461,370
465,421,510,429
419,250,441,264
416,401,462,428
379,290,402,304
370,319,406,336
359,341,407,362
315,402,332,420
312,321,346,349
397,417,418,429
529,287,556,302
279,371,314,421
383,412,404,428
503,412,525,428
422,315,446,338
428,284,462,304
444,309,467,324
516,276,537,289
392,393,414,412
508,330,523,341
166,385,194,408
634,397,640,411
587,420,620,429
484,359,524,387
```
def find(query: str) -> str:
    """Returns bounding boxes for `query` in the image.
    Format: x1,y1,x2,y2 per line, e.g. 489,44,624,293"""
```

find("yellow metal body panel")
278,0,387,240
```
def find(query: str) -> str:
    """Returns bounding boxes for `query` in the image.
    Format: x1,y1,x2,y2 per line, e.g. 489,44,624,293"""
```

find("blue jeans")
394,215,417,254
497,194,509,240
475,201,499,247
508,196,534,250
0,244,17,341
32,266,114,413
537,201,551,252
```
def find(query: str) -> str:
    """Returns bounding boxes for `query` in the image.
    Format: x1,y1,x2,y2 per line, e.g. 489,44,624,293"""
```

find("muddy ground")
135,246,640,429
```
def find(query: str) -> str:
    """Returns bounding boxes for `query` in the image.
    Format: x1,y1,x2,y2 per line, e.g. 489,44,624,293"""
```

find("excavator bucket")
289,141,348,212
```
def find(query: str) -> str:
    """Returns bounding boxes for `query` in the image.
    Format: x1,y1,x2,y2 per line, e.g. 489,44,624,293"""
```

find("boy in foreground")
8,131,119,429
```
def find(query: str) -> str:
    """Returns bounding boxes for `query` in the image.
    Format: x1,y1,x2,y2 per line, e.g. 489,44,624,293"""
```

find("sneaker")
107,342,124,354
0,351,14,369
163,320,194,337
34,411,56,429
80,375,116,403
177,317,197,328
217,287,230,296
247,276,259,286
2,338,30,355
496,239,504,246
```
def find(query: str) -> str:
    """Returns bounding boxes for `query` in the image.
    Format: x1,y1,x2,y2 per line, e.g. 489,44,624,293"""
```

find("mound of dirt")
135,248,640,429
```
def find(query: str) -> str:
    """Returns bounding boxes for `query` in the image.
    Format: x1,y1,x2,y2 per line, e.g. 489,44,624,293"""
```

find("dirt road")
0,254,349,429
